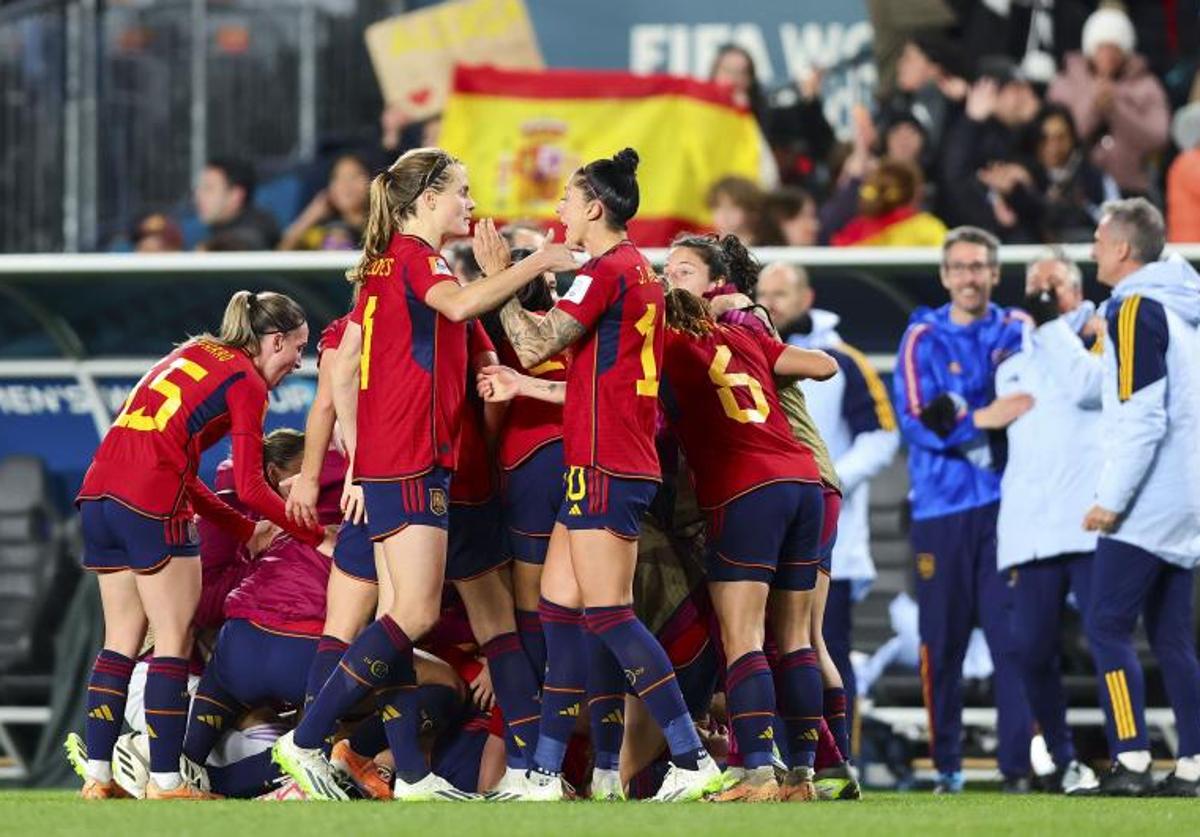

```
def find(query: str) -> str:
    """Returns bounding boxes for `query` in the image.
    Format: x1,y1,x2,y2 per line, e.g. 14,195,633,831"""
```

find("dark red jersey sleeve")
552,265,617,332
413,251,458,301
469,318,496,359
185,473,255,544
226,375,324,545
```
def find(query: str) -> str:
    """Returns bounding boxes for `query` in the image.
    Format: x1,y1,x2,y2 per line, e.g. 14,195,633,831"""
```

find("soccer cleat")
590,768,625,801
63,733,88,782
1152,773,1200,798
1060,760,1100,796
271,730,349,801
112,732,150,799
256,777,310,801
180,753,211,794
709,768,780,803
652,752,725,802
482,766,528,802
814,762,862,800
1098,762,1154,797
80,778,132,800
933,770,965,795
330,740,391,800
392,771,481,801
145,778,221,800
779,766,817,802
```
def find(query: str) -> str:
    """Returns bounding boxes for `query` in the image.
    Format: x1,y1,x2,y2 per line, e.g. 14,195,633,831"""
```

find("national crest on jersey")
350,233,463,482
660,323,820,509
552,241,664,480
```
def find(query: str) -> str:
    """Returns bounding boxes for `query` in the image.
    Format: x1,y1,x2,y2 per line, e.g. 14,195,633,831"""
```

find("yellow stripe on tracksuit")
839,342,898,431
1117,295,1142,402
1105,669,1138,740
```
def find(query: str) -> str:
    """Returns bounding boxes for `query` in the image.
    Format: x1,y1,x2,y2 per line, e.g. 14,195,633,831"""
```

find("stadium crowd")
123,3,1200,253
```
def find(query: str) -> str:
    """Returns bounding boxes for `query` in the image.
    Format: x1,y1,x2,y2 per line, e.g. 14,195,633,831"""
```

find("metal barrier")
0,0,394,255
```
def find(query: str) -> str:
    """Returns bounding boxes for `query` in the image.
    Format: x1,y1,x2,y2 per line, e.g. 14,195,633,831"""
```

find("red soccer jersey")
450,321,498,503
495,332,568,470
553,240,664,479
350,233,465,481
660,323,820,509
77,339,320,543
317,314,349,365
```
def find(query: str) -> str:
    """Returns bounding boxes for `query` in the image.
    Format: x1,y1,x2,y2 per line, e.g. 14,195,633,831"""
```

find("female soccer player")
477,148,723,801
272,147,575,801
74,290,320,800
665,234,859,798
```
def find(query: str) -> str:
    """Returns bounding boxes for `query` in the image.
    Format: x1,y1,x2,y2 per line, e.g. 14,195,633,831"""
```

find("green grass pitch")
2,790,1196,837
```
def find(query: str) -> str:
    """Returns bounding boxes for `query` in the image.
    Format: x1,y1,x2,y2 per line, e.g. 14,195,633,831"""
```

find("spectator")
756,260,899,732
1047,7,1170,197
994,248,1104,795
709,43,833,189
875,31,970,161
938,61,1042,239
892,225,1035,794
705,176,774,245
985,104,1120,243
278,153,370,251
131,212,184,253
1167,102,1200,242
761,188,819,247
830,159,947,247
193,157,279,250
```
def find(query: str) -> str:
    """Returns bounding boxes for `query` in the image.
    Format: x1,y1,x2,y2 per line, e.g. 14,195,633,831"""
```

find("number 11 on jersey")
635,303,659,397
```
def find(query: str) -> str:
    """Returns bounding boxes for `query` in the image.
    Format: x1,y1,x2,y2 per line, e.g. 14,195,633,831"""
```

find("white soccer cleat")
590,768,625,801
1062,760,1101,796
652,752,725,802
392,771,481,801
180,753,211,793
112,732,150,799
270,730,349,801
483,766,530,801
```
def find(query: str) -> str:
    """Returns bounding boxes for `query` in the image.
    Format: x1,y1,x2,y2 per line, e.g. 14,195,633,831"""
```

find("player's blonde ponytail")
203,290,307,354
347,148,459,285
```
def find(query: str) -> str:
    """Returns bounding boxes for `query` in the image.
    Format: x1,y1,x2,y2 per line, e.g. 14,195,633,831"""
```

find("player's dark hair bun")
578,147,641,231
612,148,640,175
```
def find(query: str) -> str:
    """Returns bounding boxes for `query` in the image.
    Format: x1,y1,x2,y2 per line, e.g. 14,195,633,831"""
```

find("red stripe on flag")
452,65,750,113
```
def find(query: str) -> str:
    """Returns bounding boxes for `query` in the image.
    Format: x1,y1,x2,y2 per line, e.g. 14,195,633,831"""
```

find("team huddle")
61,145,874,804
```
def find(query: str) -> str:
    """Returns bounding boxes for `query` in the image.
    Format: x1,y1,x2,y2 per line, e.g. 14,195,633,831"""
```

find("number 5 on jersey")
113,358,209,432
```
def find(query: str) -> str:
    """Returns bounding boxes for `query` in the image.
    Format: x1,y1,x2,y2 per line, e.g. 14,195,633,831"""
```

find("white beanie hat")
1082,8,1136,57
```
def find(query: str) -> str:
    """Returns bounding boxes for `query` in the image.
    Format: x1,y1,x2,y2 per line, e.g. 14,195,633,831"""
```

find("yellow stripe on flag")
439,67,761,241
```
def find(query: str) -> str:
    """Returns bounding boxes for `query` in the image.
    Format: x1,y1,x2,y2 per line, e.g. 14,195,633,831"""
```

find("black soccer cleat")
1153,773,1200,798
1001,775,1032,794
1098,762,1154,797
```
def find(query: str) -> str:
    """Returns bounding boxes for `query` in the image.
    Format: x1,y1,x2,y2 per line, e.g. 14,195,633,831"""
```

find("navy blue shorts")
817,490,842,576
208,619,317,709
333,521,376,583
80,498,200,573
361,468,452,540
431,718,489,793
447,499,507,582
501,441,565,565
556,466,658,539
705,481,824,590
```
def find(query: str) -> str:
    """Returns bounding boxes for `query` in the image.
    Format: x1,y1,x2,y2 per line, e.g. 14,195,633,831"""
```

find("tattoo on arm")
499,298,586,369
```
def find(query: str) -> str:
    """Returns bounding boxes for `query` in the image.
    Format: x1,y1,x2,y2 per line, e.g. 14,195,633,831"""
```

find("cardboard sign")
365,0,543,120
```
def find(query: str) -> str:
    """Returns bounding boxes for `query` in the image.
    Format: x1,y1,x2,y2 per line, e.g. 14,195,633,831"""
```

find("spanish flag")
439,65,763,246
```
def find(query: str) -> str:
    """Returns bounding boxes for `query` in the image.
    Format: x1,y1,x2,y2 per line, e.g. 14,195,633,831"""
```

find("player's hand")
472,218,512,277
973,393,1035,429
164,512,196,547
470,661,495,712
1083,504,1118,533
285,472,321,529
477,364,521,402
341,474,366,526
708,292,753,318
537,228,581,273
248,519,280,556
